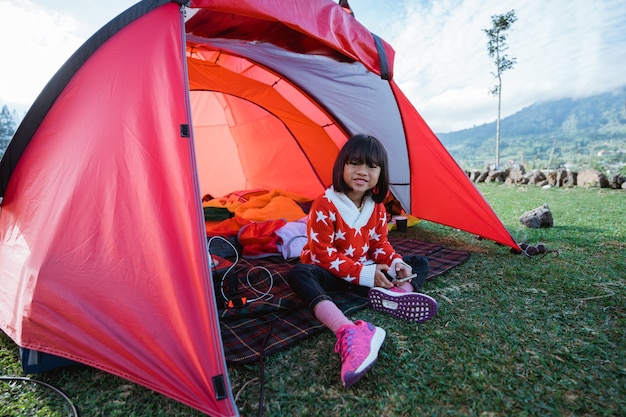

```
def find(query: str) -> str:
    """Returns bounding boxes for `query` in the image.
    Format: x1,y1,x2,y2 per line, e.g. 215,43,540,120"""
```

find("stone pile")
466,165,625,190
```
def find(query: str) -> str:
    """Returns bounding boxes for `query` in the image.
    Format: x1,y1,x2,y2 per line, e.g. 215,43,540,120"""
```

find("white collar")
325,187,374,229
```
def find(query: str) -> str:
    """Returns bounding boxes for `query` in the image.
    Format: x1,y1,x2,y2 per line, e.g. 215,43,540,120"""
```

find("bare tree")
484,10,517,168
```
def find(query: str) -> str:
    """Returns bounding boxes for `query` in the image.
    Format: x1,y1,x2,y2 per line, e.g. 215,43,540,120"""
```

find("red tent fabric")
0,3,236,416
0,1,518,415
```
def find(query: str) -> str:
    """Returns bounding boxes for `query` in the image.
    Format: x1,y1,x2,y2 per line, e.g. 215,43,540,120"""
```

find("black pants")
287,255,429,311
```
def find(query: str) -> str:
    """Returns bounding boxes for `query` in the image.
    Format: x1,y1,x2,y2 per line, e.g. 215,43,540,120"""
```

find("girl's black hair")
332,134,390,203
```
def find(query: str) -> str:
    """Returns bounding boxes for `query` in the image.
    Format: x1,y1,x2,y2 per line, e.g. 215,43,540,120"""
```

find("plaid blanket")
216,238,469,364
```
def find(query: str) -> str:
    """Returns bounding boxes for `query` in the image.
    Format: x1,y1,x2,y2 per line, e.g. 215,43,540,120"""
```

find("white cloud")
0,0,86,107
1,0,625,133
353,0,626,132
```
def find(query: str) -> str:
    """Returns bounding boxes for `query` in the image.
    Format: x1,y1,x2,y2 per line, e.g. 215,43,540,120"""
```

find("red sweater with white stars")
300,187,404,288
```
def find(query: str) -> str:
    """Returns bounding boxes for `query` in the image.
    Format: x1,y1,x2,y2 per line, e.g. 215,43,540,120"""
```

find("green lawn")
2,184,625,416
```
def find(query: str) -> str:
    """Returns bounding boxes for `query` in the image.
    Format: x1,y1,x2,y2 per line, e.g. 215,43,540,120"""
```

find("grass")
2,184,625,416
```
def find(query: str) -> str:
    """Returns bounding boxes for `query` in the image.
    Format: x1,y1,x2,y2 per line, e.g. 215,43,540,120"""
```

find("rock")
476,171,489,183
577,169,609,188
519,204,553,228
487,169,507,183
469,170,483,182
555,168,569,186
525,170,547,185
609,174,625,189
543,168,568,187
563,170,578,187
507,164,526,184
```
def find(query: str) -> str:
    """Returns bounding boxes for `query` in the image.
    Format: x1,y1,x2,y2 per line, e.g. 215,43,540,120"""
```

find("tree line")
0,105,19,157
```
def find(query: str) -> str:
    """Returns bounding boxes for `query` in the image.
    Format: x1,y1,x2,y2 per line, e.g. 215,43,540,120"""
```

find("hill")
3,88,626,173
436,86,626,172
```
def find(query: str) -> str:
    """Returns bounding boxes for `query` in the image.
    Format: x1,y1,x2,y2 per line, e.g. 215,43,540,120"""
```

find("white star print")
310,230,319,243
310,253,319,264
373,247,386,258
344,274,356,282
329,258,345,271
327,246,338,256
344,245,356,257
334,229,346,241
329,211,336,221
315,210,328,225
369,228,381,241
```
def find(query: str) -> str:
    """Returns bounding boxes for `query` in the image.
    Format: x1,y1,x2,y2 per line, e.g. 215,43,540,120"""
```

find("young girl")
287,134,438,388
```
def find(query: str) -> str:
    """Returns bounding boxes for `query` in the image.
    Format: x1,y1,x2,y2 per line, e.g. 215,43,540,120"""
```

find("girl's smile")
343,160,381,205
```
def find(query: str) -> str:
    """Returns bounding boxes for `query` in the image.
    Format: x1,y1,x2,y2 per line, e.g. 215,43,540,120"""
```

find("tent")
0,0,518,415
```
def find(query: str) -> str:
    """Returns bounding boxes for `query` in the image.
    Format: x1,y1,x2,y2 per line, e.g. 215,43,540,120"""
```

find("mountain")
3,88,626,172
436,86,626,171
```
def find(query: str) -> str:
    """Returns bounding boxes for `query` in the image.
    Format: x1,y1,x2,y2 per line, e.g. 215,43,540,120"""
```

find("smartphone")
394,273,417,283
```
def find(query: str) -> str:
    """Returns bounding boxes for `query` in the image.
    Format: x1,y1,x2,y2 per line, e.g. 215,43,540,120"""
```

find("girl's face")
343,158,381,201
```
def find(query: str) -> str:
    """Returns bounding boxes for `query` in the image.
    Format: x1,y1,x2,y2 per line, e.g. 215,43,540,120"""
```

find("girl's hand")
395,263,413,279
393,263,414,287
374,264,394,289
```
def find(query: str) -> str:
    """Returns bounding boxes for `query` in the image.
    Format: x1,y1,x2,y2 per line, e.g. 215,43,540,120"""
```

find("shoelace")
334,326,355,360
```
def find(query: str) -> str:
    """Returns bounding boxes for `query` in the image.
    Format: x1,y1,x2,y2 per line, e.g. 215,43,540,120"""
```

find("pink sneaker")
334,320,386,388
368,287,438,323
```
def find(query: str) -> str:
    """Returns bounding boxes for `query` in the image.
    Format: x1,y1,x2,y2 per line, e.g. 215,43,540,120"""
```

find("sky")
1,0,625,133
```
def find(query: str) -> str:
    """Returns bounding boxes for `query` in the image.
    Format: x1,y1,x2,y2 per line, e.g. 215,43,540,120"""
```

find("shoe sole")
343,326,386,388
368,288,438,323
